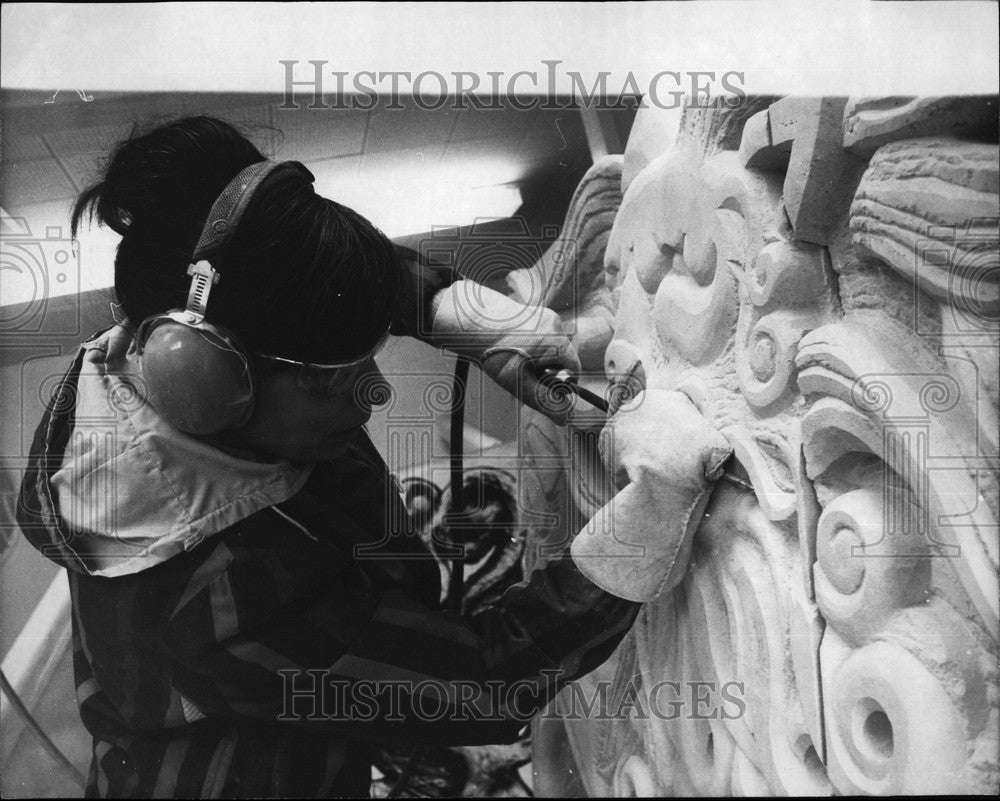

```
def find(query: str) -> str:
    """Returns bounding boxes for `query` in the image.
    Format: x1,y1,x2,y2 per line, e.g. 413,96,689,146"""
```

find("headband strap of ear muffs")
131,160,317,435
183,261,219,325
176,160,315,325
192,159,316,262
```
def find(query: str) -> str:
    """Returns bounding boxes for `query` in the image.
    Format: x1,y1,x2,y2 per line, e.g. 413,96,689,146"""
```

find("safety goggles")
252,329,390,397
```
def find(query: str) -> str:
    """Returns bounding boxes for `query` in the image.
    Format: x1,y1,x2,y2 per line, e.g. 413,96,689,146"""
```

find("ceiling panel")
305,153,363,179
0,159,76,207
42,122,130,158
59,153,104,192
0,130,48,161
1,90,601,238
360,143,446,174
364,105,461,153
449,105,536,143
272,114,368,162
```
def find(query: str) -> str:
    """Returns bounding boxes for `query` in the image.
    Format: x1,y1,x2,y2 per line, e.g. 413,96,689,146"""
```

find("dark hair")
71,116,400,363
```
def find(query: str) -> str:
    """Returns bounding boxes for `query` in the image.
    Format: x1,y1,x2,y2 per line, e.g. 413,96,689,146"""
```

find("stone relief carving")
514,96,999,796
842,96,998,157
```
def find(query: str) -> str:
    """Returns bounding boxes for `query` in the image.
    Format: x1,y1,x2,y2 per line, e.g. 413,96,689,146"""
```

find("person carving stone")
571,388,733,601
16,116,641,799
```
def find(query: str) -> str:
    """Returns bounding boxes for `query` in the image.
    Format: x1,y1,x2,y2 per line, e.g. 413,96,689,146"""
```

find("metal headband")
191,159,315,262
181,160,314,321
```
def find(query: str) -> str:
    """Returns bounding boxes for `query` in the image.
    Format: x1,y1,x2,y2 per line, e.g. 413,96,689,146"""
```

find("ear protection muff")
132,160,315,435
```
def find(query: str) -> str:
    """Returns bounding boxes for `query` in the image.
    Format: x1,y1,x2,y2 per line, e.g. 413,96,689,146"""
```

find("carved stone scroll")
795,316,998,792
516,95,999,796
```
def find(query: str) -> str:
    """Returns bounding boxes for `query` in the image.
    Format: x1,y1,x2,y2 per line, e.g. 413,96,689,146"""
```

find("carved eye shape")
685,238,719,287
660,241,686,274
659,232,719,289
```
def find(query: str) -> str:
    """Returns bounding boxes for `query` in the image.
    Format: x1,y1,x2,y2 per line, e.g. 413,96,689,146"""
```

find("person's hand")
479,304,581,424
430,280,581,424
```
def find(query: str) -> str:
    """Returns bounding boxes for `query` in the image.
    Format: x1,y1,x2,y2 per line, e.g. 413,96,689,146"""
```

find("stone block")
767,97,869,246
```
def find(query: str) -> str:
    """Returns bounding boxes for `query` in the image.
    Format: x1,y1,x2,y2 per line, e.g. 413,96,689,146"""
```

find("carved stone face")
522,96,998,797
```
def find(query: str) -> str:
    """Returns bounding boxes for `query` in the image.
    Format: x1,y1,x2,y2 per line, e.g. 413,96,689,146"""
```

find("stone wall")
510,96,998,796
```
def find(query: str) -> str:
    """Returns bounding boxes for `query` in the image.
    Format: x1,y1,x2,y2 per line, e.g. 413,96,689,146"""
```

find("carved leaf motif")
506,156,624,372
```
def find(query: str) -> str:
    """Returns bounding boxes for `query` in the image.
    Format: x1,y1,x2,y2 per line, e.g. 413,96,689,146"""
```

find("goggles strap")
184,261,219,324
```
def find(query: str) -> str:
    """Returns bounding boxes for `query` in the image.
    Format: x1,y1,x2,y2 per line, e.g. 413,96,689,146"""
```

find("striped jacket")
17,255,640,798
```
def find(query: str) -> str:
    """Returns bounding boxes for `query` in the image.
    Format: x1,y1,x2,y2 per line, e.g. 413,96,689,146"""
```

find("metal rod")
541,368,609,414
445,356,470,613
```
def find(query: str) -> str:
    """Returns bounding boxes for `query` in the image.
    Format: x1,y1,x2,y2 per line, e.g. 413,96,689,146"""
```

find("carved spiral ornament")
522,97,998,797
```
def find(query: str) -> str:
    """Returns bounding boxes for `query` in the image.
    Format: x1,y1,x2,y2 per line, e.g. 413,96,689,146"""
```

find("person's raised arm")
390,244,581,424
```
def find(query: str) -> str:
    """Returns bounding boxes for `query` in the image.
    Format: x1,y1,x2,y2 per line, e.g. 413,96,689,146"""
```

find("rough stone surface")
768,97,869,246
512,96,1000,796
677,95,779,159
851,137,999,316
843,96,999,157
